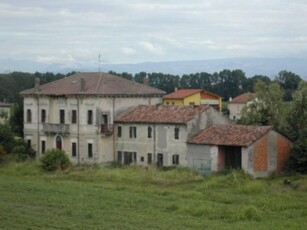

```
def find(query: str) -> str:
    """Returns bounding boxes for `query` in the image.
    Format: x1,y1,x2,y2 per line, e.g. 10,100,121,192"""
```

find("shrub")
0,144,6,162
40,149,71,172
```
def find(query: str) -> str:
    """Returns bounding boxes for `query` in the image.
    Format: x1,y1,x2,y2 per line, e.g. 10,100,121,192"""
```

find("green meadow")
0,161,306,229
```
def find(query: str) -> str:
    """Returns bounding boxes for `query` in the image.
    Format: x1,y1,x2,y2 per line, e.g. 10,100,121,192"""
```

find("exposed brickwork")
277,134,292,172
254,136,268,172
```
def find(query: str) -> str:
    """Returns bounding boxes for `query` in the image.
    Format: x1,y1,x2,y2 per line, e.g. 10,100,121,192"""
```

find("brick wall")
253,136,268,172
277,134,292,172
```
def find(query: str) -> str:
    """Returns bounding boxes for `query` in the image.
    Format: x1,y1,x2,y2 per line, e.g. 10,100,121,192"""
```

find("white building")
20,72,165,164
228,92,256,121
115,105,228,167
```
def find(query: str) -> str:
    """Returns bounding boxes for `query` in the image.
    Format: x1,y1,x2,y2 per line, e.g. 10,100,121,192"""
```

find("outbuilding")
187,124,292,177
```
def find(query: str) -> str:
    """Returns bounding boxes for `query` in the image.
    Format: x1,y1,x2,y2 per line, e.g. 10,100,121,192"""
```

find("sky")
1,0,307,69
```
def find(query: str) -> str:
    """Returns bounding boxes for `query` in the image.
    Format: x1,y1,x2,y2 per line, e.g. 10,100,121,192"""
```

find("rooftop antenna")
98,54,101,73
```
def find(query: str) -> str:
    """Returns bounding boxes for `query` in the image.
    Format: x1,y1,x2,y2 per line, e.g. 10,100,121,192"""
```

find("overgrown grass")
0,161,307,229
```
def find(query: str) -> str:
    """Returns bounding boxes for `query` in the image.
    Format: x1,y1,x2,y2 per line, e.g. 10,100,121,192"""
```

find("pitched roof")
115,105,210,125
20,72,166,96
229,92,256,104
0,102,12,107
163,89,202,99
188,124,272,146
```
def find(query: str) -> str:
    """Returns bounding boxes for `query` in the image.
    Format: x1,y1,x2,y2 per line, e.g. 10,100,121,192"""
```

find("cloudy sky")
1,0,307,69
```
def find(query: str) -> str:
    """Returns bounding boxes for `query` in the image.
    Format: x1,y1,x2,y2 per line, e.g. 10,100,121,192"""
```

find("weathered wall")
115,123,187,166
23,95,162,164
277,134,292,172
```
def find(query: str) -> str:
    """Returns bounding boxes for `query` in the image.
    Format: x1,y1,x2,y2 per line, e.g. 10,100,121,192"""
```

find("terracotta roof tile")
115,105,210,124
20,72,166,96
163,89,203,99
229,92,256,104
0,102,12,107
188,124,272,146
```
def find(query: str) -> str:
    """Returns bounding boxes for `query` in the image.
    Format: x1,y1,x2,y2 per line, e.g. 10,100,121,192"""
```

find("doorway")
157,153,163,167
224,146,241,169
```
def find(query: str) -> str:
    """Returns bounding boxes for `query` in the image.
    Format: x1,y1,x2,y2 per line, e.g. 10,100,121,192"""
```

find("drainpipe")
35,78,40,157
153,124,156,165
77,96,80,165
112,97,116,162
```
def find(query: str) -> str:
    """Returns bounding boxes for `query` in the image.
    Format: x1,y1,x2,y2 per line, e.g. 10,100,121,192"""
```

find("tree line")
0,69,303,104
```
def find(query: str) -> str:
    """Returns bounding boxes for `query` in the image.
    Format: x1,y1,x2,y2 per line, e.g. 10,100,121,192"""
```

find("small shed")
187,124,292,177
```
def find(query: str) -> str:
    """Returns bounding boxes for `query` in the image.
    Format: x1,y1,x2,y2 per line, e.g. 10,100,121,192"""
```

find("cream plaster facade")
23,95,162,164
115,107,228,167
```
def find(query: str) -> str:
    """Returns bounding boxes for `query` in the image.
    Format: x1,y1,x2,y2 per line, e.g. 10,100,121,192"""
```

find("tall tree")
239,80,284,128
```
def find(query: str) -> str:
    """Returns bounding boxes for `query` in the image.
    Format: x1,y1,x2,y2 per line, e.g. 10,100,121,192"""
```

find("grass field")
0,161,307,230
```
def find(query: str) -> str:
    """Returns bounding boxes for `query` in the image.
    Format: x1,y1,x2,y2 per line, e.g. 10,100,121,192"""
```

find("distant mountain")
1,57,306,79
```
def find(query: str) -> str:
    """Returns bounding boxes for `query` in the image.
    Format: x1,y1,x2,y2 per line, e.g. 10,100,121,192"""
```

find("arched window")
56,135,62,150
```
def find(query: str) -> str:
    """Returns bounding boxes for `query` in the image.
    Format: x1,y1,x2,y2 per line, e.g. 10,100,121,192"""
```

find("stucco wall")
23,95,162,164
228,103,245,120
115,123,187,166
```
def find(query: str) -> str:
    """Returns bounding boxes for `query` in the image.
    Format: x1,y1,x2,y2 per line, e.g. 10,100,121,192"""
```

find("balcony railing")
100,124,113,135
43,123,69,134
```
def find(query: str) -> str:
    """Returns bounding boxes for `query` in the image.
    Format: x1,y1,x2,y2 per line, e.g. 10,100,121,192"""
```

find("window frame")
174,127,180,140
88,143,93,158
87,110,93,125
72,110,77,124
172,154,179,165
60,109,65,124
41,109,46,123
129,126,137,139
72,142,77,157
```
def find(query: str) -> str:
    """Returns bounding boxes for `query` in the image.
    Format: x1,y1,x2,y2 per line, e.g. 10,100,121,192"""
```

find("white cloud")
121,47,136,55
139,41,165,56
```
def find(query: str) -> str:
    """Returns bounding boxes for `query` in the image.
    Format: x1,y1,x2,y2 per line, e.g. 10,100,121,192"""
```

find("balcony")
43,123,69,134
100,124,113,136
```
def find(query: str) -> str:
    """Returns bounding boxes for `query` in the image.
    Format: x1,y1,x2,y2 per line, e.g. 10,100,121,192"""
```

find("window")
123,151,137,165
147,126,152,138
189,102,195,106
172,102,175,105
60,110,65,124
174,127,179,140
87,110,93,124
172,154,179,165
140,156,144,162
26,109,32,123
72,142,77,157
117,126,122,138
56,135,62,150
27,140,31,148
129,126,137,138
41,140,46,154
117,151,122,163
147,153,152,164
88,143,93,158
41,109,46,123
72,110,77,124
166,102,169,105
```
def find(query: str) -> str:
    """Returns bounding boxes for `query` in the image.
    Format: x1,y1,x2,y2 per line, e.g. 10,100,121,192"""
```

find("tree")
282,81,307,140
285,129,307,174
275,70,302,101
239,80,284,128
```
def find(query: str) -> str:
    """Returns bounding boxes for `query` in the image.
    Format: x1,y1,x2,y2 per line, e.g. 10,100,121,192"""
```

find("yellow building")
163,89,222,111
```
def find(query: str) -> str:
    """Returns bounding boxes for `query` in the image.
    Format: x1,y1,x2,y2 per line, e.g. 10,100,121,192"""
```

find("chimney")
143,77,149,86
80,78,86,92
35,78,40,92
175,87,178,92
229,97,232,102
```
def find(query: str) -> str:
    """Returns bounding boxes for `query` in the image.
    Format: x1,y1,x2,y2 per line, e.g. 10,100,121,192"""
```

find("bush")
40,149,71,172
